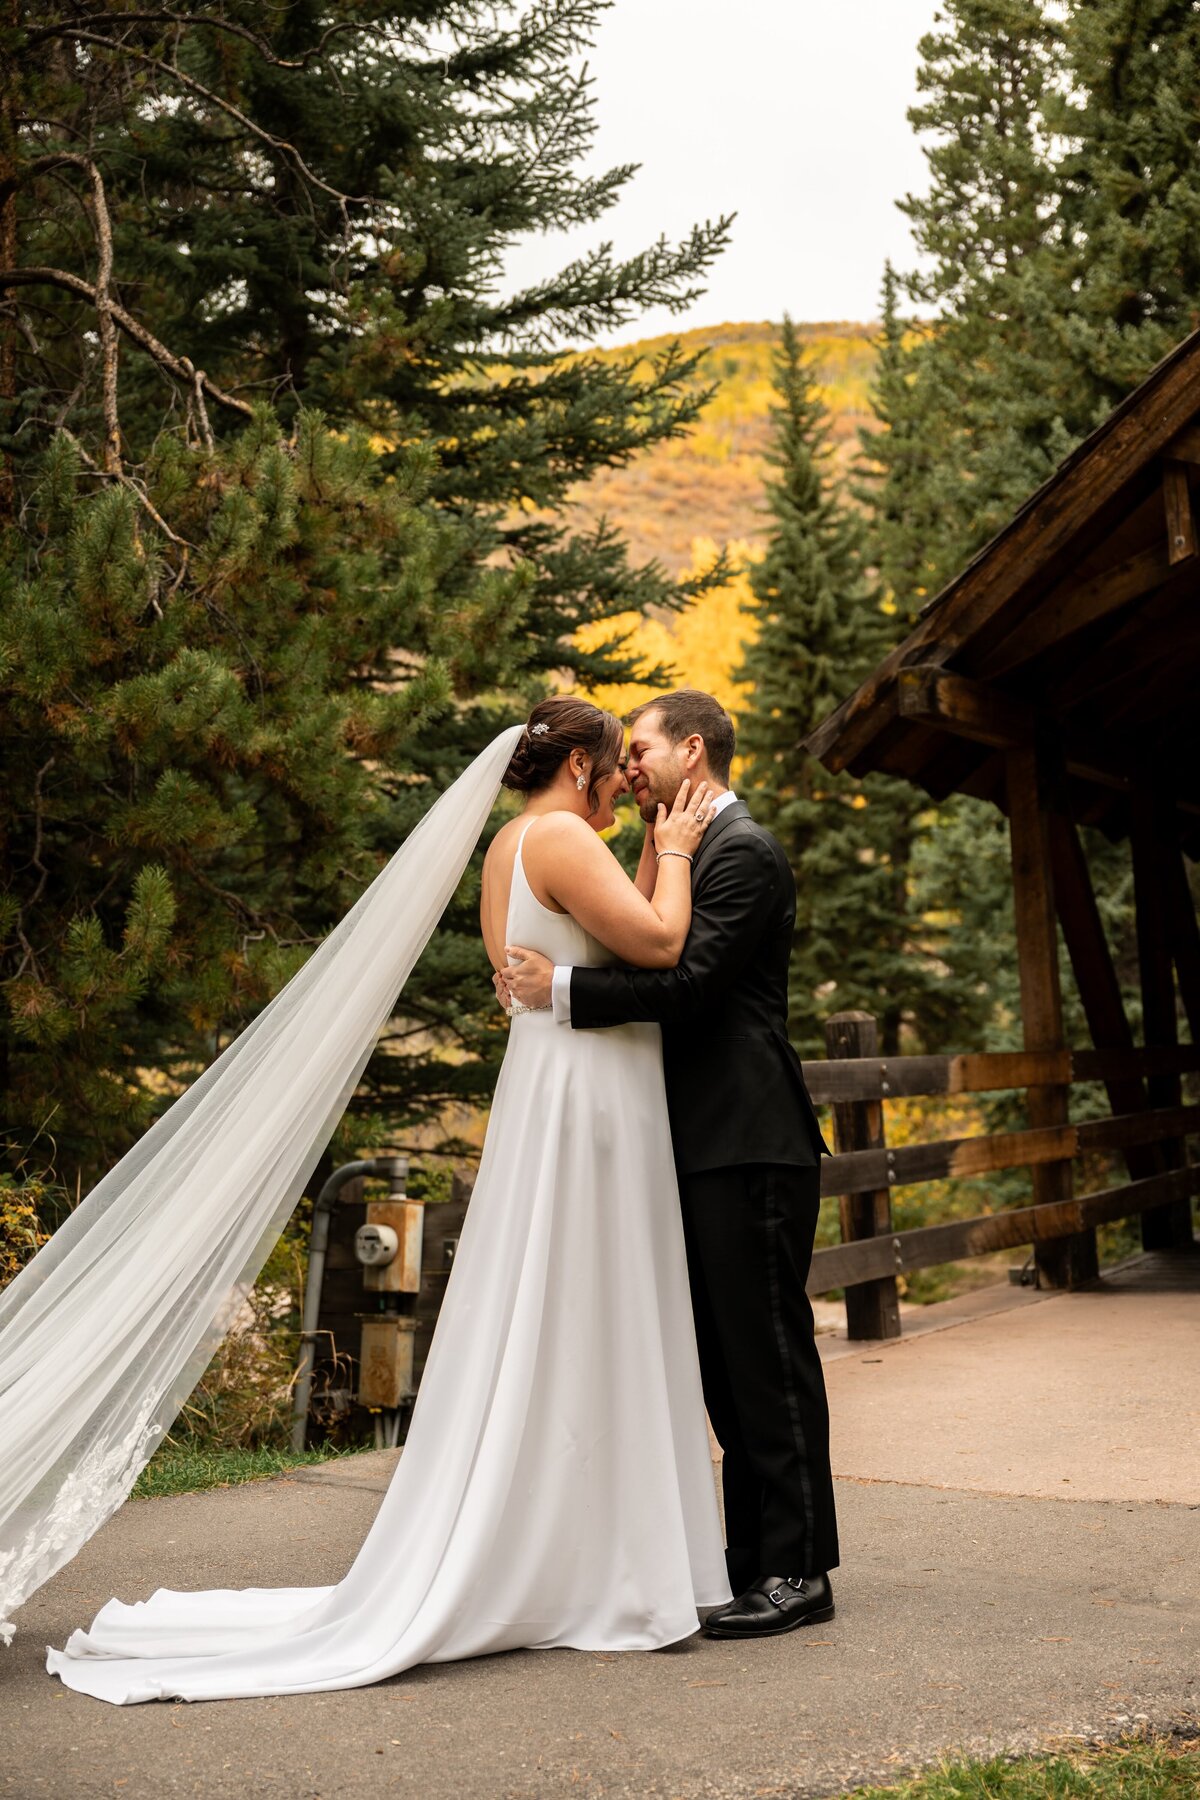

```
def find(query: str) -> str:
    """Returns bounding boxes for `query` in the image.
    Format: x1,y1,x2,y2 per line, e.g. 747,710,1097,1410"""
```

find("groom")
502,688,839,1638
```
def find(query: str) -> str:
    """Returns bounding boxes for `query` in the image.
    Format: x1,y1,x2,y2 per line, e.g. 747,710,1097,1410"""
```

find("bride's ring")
695,807,707,821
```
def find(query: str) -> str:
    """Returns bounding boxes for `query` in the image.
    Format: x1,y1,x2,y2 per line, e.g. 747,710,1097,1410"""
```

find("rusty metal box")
357,1315,417,1408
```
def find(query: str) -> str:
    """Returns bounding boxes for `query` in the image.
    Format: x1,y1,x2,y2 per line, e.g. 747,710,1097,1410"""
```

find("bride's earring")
576,773,586,790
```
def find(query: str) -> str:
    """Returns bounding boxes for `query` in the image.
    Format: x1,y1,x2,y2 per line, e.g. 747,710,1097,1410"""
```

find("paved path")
5,1250,1198,1799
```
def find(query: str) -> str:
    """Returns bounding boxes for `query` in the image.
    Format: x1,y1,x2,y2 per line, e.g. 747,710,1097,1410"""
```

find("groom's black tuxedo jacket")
570,800,830,1176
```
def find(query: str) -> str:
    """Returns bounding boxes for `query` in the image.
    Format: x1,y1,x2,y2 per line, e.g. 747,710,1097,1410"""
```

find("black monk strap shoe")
701,1572,834,1639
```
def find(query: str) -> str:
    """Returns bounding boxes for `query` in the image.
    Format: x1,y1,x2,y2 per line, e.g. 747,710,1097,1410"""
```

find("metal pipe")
291,1157,396,1451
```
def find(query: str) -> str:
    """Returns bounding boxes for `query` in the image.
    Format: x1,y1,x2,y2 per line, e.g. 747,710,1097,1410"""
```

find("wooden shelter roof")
805,326,1200,854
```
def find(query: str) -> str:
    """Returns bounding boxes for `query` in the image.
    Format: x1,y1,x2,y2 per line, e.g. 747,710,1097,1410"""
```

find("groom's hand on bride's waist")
502,946,554,1010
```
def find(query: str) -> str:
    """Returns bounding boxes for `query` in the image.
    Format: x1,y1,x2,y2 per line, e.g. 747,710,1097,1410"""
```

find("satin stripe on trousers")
679,1163,839,1583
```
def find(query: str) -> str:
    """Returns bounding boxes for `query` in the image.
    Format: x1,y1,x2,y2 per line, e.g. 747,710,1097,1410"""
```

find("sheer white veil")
0,724,524,1642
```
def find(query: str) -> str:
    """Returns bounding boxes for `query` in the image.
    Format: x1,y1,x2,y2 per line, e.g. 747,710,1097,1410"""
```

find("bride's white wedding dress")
47,824,729,1703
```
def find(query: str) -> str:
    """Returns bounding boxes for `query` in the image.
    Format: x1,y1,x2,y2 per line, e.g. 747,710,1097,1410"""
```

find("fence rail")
448,1018,1196,1343
799,1043,1200,1105
817,1100,1200,1198
809,1011,1198,1337
810,1166,1200,1294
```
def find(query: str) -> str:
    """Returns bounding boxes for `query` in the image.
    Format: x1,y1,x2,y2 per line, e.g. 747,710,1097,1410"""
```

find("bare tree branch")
59,427,193,562
41,29,370,206
29,154,121,469
11,756,57,981
0,266,254,418
191,365,215,454
25,11,364,70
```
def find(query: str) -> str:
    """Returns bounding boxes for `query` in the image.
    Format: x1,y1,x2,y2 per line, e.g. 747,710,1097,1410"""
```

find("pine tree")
895,0,1200,576
1,2,734,1182
1,414,495,1188
852,269,1003,1055
898,0,1072,591
737,320,916,1054
1054,0,1200,419
5,2,732,676
853,264,941,628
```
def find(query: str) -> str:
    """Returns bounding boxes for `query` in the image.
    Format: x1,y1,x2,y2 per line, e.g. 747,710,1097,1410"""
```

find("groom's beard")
632,763,685,824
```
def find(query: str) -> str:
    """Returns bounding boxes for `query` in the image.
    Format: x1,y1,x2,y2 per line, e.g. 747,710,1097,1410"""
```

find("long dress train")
47,827,730,1703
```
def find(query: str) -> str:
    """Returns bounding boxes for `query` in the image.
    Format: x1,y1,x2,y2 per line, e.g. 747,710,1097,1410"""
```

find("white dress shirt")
550,789,738,1024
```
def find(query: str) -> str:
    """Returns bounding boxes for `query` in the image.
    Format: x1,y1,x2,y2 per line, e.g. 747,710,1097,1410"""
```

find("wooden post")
1006,746,1097,1287
1131,800,1195,1250
824,1011,902,1340
1165,844,1200,1050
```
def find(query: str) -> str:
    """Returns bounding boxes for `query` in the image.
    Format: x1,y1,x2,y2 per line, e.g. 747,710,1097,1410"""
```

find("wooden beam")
805,329,1200,775
896,666,1118,792
982,542,1173,679
897,667,1033,750
1102,635,1200,729
1163,460,1198,564
1165,846,1200,1047
799,1042,1200,1105
890,727,996,809
1073,1044,1200,1084
824,1012,900,1340
1007,745,1097,1286
1049,813,1162,1185
896,665,1200,816
818,1102,1200,1198
1048,576,1196,712
808,1167,1200,1293
1165,422,1200,465
1132,799,1195,1250
804,1048,1070,1104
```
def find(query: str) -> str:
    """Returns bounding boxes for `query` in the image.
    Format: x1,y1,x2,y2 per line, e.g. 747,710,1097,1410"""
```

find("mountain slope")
568,319,878,573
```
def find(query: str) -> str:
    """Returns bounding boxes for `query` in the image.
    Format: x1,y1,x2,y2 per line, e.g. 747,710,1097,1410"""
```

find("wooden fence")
808,1010,1200,1338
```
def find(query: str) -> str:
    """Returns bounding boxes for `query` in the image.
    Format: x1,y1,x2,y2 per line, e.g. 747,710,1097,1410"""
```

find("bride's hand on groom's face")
653,778,713,858
501,947,554,1010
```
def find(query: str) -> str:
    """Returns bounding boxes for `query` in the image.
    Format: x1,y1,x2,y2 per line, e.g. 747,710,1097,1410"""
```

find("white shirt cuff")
551,965,573,1024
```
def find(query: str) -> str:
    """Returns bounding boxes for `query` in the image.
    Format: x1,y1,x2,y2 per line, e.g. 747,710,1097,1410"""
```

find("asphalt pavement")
4,1249,1198,1799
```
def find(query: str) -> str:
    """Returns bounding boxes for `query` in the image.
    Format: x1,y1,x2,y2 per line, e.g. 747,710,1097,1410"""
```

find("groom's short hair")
626,689,736,785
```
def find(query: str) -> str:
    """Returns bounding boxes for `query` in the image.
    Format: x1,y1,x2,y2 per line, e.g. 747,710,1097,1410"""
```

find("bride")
17,696,731,1703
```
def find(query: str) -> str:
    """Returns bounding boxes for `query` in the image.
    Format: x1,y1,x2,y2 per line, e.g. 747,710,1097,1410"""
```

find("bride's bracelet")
655,850,693,864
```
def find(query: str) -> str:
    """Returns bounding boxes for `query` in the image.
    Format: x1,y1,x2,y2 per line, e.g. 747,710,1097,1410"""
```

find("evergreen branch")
0,268,253,419
488,216,735,348
25,11,363,70
38,30,371,207
505,58,593,197
406,1,606,86
176,855,279,940
58,428,192,568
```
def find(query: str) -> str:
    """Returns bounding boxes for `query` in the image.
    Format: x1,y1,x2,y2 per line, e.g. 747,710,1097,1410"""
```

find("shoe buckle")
786,1575,804,1590
768,1587,784,1606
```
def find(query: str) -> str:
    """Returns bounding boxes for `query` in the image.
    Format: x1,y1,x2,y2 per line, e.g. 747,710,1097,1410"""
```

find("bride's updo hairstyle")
502,696,624,815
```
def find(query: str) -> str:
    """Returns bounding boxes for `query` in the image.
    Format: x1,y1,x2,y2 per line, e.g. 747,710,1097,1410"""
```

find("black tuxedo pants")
678,1162,839,1586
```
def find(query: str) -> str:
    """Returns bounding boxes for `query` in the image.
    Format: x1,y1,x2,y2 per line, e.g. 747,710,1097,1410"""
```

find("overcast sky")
501,0,942,343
